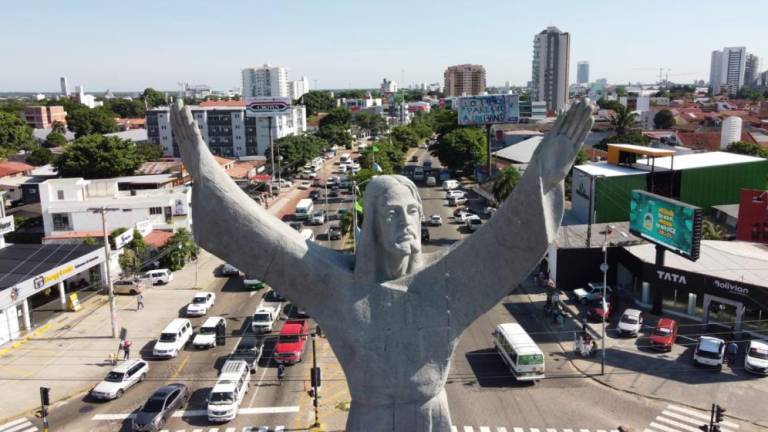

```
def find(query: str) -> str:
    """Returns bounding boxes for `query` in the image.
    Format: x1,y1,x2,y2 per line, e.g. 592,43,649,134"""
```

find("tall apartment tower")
60,77,69,96
577,61,590,85
241,64,289,98
709,47,747,96
288,76,310,100
443,64,486,97
744,54,761,88
531,27,570,113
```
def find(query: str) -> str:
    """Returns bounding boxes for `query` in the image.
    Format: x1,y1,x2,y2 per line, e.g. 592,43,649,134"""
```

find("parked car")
693,336,725,369
421,225,430,242
193,317,226,349
298,181,311,190
186,292,216,317
617,308,644,337
310,211,325,225
573,282,612,304
456,211,478,224
446,190,465,199
429,214,443,226
113,279,144,295
484,206,497,216
587,298,613,322
442,179,460,190
90,359,148,400
309,190,320,201
744,340,768,375
426,176,437,186
263,290,286,303
453,206,474,217
329,187,340,198
300,229,315,242
328,224,342,240
219,264,240,277
448,196,468,206
143,269,173,285
275,319,310,364
132,384,189,431
465,216,482,232
649,318,678,351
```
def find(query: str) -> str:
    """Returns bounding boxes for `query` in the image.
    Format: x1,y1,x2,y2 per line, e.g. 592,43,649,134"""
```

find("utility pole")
89,206,119,338
310,332,321,428
39,387,50,432
268,116,275,198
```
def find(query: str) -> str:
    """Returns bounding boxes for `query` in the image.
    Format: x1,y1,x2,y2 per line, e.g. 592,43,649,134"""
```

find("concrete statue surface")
170,99,594,431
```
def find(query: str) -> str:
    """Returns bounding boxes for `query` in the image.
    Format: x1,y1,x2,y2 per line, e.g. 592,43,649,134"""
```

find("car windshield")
143,397,165,412
104,372,124,382
199,326,215,335
159,333,177,342
253,313,271,321
697,344,723,358
749,348,768,360
654,328,672,336
518,354,544,366
192,297,207,304
209,391,234,405
280,335,300,343
621,316,638,324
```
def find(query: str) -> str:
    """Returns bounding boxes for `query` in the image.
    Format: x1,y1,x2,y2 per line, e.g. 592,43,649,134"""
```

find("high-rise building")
709,47,747,96
288,76,310,100
577,61,590,85
60,77,68,96
23,106,67,129
380,78,398,95
242,64,289,98
443,64,486,97
744,54,761,88
531,27,570,113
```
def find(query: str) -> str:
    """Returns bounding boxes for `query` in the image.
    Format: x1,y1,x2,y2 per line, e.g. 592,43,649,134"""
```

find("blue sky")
1,0,766,92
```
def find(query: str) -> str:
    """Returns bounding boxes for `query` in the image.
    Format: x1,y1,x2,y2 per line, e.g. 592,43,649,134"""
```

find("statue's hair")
354,175,422,282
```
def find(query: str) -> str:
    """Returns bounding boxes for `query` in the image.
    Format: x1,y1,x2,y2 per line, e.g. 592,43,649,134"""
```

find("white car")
617,308,643,337
573,282,612,304
429,214,443,226
426,176,437,186
193,317,226,349
311,211,325,225
693,336,725,369
186,292,216,317
744,340,768,375
143,269,173,285
465,215,482,232
90,359,148,400
446,190,465,199
457,211,477,224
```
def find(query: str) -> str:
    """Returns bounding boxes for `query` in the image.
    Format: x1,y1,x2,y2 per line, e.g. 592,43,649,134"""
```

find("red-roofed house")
143,230,174,248
677,131,757,151
199,100,246,108
0,161,34,179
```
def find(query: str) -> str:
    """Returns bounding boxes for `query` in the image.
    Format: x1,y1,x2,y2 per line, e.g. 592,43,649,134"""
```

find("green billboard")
629,190,703,261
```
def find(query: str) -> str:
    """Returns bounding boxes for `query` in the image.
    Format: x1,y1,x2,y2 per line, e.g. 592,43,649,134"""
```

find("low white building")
39,176,192,239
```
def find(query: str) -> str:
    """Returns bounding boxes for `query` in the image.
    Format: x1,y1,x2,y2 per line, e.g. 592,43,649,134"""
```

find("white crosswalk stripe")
450,428,623,432
0,418,38,432
644,404,740,432
153,428,288,432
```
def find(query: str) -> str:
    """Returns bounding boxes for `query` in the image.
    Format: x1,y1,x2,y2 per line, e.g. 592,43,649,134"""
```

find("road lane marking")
666,405,738,429
166,354,191,383
238,406,300,414
93,406,300,421
530,428,540,432
655,416,702,432
513,428,524,432
92,413,133,420
2,420,37,432
463,427,474,432
547,429,558,432
496,428,508,432
224,428,235,432
479,427,491,432
649,421,682,432
0,419,29,430
451,427,458,432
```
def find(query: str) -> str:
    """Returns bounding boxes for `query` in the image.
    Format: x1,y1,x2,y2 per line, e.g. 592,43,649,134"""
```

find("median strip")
92,406,299,421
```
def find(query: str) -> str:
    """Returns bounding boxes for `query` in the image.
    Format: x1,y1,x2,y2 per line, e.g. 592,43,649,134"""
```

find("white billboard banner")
245,98,292,117
457,95,520,126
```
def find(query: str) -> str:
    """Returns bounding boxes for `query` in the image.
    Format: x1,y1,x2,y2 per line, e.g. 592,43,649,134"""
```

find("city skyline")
1,0,768,92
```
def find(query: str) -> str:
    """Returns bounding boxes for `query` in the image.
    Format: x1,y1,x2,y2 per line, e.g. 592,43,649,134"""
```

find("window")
149,207,162,215
52,213,72,231
57,190,64,200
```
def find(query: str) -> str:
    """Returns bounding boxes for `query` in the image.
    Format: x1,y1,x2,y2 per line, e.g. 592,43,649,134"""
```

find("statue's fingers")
564,100,588,139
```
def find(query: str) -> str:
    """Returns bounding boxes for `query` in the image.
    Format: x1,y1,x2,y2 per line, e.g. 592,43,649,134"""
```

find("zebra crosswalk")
157,427,285,432
644,404,740,432
0,417,38,432
451,427,620,432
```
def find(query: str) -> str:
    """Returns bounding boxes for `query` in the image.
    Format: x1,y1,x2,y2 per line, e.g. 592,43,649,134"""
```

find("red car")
587,298,612,322
650,318,678,351
275,320,309,365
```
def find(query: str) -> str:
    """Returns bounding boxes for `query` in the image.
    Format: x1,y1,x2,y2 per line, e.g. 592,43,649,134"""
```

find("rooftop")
492,136,543,164
104,129,148,142
574,163,647,178
0,161,34,178
0,243,103,291
637,151,765,170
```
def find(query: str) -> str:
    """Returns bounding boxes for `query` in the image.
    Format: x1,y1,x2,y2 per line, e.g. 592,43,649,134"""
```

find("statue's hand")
528,98,594,193
170,100,207,181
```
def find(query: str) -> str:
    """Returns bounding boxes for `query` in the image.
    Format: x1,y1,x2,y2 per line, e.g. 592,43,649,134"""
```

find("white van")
492,323,545,381
442,179,459,190
193,317,226,349
413,167,425,181
143,269,173,285
153,318,193,358
294,199,314,221
207,360,251,422
693,336,725,369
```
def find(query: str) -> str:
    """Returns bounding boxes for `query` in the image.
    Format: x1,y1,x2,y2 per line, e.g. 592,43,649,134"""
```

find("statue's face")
375,183,422,256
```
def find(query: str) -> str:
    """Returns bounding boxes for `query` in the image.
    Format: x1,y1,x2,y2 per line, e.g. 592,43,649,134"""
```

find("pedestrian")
557,312,565,330
315,325,323,338
136,293,144,310
277,363,286,384
726,341,738,365
122,339,132,360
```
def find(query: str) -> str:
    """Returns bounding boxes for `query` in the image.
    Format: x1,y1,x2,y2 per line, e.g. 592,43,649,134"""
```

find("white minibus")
492,323,545,381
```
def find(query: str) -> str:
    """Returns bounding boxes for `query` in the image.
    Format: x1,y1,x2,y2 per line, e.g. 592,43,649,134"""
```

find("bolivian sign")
457,95,519,125
629,190,703,261
245,98,292,117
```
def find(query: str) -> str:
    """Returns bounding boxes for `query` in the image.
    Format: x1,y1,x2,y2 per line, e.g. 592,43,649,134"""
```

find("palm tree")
492,166,521,203
702,220,724,240
609,105,638,136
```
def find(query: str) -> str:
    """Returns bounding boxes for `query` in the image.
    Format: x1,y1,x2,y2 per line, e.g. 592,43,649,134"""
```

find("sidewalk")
519,279,768,429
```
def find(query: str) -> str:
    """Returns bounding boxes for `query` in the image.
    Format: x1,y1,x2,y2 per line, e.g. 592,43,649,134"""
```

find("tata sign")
245,98,292,117
0,215,14,236
629,190,703,261
457,95,520,126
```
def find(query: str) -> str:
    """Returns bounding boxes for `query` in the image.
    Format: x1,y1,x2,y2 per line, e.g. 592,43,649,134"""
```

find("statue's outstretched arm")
170,101,352,318
424,100,593,329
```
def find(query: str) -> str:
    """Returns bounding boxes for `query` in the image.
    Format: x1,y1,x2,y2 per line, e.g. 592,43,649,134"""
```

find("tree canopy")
0,111,35,150
298,91,336,116
51,121,67,134
358,140,404,174
319,108,352,129
140,88,166,108
653,109,676,129
317,124,353,149
431,127,486,173
389,126,420,152
725,141,768,158
159,229,197,271
103,98,146,118
268,134,327,172
26,147,54,166
492,166,521,202
55,135,145,178
609,104,637,136
353,111,387,135
66,106,118,138
596,98,623,111
136,143,164,162
44,131,67,148
594,131,649,150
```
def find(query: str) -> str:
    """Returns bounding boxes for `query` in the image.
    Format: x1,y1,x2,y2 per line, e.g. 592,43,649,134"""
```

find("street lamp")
600,224,627,375
88,206,120,339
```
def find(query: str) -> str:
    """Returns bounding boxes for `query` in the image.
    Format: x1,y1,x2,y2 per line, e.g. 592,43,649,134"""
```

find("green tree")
389,126,420,151
44,131,67,148
653,109,676,129
66,106,118,137
104,98,146,118
432,127,487,173
725,141,768,158
26,147,53,166
119,249,142,276
317,124,353,149
319,108,352,129
141,88,166,108
353,111,387,136
594,132,649,150
159,228,197,271
609,104,637,136
56,135,144,178
492,166,521,202
51,120,67,134
408,113,434,139
702,220,725,240
596,98,623,111
298,91,336,116
431,109,459,137
136,143,164,161
359,141,404,174
0,111,35,150
267,134,327,173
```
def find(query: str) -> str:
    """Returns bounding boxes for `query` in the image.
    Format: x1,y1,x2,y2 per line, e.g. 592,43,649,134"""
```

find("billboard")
629,190,703,261
245,98,292,117
457,95,519,125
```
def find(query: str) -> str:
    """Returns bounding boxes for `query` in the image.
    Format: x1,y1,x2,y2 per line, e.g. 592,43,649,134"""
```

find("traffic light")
711,425,721,432
714,405,726,423
310,367,321,387
698,425,709,432
39,387,50,406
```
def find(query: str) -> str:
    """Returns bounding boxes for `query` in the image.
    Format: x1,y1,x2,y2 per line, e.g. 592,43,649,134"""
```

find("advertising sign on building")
114,230,134,250
629,190,703,261
245,98,292,117
0,215,15,236
457,95,520,126
736,189,768,243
